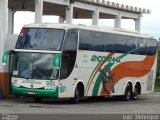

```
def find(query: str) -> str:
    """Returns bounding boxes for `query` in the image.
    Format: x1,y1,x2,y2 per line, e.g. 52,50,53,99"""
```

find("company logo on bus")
91,55,120,63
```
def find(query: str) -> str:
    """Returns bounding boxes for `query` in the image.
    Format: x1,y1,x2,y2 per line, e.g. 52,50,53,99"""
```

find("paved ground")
0,93,160,114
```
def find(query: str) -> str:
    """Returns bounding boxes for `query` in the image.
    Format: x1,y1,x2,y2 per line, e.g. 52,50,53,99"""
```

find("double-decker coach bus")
2,24,157,103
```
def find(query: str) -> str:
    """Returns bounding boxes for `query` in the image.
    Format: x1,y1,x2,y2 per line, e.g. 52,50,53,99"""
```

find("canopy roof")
8,0,151,19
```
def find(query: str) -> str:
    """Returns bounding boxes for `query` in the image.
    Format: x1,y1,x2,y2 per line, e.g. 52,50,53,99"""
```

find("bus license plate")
28,91,35,95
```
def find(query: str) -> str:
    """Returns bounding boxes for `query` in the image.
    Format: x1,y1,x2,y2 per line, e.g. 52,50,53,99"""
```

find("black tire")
34,97,42,102
123,83,132,101
70,85,80,104
131,84,139,100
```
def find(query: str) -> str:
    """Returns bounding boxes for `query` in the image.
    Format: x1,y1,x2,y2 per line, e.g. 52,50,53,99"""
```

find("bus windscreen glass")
16,28,65,50
11,52,59,80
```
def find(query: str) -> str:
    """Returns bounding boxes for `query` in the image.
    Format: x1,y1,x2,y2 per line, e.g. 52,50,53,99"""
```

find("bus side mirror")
2,50,13,65
54,53,61,69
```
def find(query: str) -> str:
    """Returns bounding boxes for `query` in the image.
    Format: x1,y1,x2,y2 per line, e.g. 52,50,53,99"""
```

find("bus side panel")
75,51,156,97
58,50,156,98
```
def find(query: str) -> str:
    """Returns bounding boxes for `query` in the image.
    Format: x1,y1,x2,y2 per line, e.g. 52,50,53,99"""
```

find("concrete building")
0,0,151,97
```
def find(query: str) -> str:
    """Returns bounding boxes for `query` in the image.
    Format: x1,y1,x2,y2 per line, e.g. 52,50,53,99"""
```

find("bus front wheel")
70,85,81,104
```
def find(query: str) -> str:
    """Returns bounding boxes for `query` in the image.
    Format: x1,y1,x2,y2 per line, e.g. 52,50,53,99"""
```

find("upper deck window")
79,29,157,56
16,28,65,50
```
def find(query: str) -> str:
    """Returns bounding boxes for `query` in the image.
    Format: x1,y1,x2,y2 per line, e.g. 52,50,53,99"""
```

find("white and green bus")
3,24,157,103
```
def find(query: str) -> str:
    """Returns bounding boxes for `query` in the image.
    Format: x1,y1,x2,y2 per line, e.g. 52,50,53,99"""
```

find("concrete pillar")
0,0,8,33
35,0,43,23
0,0,8,71
114,15,121,28
135,15,141,32
92,10,99,25
59,16,65,23
66,4,73,24
8,9,15,34
0,0,9,97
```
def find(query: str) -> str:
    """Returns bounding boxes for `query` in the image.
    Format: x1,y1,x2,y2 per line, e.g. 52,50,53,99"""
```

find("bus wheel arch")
70,82,84,104
76,82,84,97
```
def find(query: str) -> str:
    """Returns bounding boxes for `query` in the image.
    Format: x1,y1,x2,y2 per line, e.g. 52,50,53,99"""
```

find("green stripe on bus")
92,63,114,96
86,62,101,95
92,74,102,96
87,62,100,87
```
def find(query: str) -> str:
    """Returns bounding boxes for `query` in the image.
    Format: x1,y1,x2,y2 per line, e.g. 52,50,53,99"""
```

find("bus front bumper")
11,86,58,98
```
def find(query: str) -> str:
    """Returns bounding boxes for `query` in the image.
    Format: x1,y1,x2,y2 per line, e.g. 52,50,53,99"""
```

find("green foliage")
155,48,160,91
155,79,160,92
0,90,3,98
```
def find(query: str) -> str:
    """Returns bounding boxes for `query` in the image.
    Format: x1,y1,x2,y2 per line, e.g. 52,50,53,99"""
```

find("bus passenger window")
63,29,78,51
79,29,92,50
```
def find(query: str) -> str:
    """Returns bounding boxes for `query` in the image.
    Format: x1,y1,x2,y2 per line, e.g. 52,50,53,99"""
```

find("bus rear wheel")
131,84,139,100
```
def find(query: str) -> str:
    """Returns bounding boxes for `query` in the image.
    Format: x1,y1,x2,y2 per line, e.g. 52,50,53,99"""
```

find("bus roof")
24,23,154,39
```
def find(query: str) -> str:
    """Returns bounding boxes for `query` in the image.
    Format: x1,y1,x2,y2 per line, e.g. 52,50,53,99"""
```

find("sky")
14,0,160,39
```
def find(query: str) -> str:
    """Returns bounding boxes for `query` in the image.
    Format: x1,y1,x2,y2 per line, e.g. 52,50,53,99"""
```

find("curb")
154,92,160,95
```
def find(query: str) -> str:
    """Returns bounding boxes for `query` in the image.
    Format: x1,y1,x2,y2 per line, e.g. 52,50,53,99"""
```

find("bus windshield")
16,28,65,50
11,52,59,80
